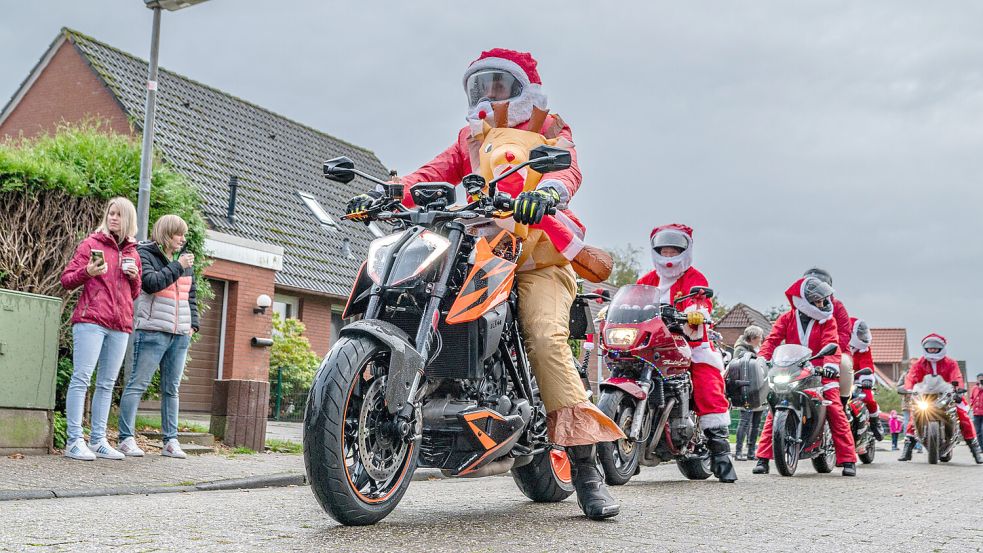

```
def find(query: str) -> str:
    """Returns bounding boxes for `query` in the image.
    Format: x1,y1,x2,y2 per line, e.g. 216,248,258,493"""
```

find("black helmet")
803,277,834,306
804,267,833,287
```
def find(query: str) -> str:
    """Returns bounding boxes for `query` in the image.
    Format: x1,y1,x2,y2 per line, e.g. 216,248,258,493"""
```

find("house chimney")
227,175,238,225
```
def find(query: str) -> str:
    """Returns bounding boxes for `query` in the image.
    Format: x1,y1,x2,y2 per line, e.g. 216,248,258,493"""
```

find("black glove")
346,190,382,222
512,189,559,225
818,365,839,379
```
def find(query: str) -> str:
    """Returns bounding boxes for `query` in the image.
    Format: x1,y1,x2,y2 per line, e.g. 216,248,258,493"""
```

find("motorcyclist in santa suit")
636,224,737,483
346,49,624,519
898,334,983,463
849,318,883,440
752,277,859,476
803,268,854,407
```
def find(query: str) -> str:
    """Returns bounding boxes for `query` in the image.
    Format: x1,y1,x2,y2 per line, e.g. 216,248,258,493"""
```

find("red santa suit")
849,318,880,418
637,224,729,430
904,334,976,440
754,278,858,464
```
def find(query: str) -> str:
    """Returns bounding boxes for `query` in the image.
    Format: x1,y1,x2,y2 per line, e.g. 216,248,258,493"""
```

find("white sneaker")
64,438,96,461
88,438,125,460
117,437,145,457
161,438,187,459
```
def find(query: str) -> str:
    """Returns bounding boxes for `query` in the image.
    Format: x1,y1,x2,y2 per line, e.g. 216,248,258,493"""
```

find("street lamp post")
135,0,212,240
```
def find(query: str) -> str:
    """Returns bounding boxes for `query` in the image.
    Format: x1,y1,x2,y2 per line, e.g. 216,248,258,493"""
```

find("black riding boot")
841,462,856,477
568,445,619,520
898,436,916,461
871,418,884,441
704,426,738,483
967,439,983,464
752,458,769,474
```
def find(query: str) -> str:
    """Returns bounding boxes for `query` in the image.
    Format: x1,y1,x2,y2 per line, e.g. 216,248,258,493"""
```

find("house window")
297,191,338,230
273,293,300,320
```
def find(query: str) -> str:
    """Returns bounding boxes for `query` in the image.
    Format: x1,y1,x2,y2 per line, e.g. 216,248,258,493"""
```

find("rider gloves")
346,190,382,222
512,188,560,225
819,365,840,379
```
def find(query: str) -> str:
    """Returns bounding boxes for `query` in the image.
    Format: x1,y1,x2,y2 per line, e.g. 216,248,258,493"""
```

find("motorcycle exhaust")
442,458,515,479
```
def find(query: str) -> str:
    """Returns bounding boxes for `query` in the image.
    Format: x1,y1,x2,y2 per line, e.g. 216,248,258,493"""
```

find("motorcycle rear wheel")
304,336,418,526
773,410,801,476
925,421,940,465
676,454,713,480
512,448,575,502
811,423,836,473
859,437,876,464
596,391,641,486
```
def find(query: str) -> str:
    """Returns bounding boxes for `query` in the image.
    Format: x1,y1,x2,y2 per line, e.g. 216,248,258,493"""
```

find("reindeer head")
472,103,572,198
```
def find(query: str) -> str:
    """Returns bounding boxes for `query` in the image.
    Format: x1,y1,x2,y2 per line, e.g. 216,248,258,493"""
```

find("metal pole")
274,368,282,421
136,7,162,241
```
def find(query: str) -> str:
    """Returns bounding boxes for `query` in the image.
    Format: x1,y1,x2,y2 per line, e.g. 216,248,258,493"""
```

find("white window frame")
297,190,338,230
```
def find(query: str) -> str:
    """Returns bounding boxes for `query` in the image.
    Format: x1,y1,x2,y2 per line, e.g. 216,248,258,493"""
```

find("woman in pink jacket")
60,197,141,461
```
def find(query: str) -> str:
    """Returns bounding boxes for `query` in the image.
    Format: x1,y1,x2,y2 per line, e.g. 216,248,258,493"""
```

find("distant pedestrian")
117,215,199,459
970,372,983,450
60,197,141,461
733,325,765,461
888,410,903,451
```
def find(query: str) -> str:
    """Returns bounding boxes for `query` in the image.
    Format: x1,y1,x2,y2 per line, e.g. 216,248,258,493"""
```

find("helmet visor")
465,70,523,108
651,230,690,252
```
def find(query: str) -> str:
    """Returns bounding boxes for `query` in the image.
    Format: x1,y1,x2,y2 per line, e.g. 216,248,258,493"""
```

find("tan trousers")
516,264,587,413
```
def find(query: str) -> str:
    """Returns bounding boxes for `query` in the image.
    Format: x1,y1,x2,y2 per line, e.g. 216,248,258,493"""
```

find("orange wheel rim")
550,450,572,483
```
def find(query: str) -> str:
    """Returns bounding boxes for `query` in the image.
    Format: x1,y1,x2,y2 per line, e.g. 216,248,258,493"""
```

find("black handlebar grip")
547,206,557,215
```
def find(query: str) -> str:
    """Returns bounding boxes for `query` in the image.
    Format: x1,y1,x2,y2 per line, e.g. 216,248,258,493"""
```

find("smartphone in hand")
90,249,105,266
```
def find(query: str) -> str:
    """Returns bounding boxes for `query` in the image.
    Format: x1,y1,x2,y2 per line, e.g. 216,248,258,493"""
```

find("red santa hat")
649,224,694,281
921,333,947,360
463,48,547,128
784,277,835,323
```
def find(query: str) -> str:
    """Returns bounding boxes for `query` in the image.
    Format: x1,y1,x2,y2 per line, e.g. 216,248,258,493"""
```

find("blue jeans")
118,330,191,442
902,410,923,450
67,323,130,443
974,415,983,450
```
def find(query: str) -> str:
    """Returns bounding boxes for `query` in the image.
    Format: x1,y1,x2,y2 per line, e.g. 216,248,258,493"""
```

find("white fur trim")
924,350,946,362
691,343,724,370
822,382,840,392
792,294,833,323
554,210,585,240
559,239,584,261
699,412,731,430
651,248,692,280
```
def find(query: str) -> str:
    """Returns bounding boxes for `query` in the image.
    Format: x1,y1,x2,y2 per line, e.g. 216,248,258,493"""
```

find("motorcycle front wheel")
596,390,641,486
304,336,418,526
773,410,801,476
925,421,940,465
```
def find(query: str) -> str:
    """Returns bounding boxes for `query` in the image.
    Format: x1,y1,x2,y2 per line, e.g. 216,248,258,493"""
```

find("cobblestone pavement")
2,445,981,552
0,452,303,492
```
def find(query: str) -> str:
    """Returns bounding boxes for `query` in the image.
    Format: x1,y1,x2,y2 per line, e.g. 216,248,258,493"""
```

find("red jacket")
970,384,983,415
852,349,874,372
60,231,141,333
636,266,712,318
759,279,841,368
904,356,964,389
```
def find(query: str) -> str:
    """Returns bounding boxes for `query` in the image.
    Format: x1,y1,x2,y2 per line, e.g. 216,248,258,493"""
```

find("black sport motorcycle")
846,368,877,464
303,146,581,526
903,376,965,464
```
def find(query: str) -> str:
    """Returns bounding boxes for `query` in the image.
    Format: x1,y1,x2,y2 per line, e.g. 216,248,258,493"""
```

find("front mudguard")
339,319,424,414
599,378,647,400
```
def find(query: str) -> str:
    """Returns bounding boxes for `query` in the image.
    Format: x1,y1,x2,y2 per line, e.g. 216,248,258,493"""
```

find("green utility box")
0,289,60,454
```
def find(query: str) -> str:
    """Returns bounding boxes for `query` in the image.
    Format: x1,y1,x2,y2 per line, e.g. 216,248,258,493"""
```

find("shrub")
269,313,320,416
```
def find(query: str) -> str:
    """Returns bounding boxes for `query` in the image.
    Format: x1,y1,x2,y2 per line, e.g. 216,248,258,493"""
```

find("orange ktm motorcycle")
304,146,578,526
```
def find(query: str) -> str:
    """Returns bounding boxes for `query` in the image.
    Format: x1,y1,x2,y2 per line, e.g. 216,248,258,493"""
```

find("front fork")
628,366,655,440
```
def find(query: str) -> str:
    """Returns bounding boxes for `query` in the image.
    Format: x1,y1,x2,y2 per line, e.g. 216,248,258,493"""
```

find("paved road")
2,445,981,552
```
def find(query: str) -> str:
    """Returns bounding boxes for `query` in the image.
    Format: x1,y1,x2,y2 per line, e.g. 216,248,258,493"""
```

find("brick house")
869,328,908,386
0,29,387,449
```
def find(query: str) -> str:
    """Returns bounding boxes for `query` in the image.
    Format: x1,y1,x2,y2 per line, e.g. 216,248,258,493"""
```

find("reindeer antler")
528,106,549,135
492,101,509,128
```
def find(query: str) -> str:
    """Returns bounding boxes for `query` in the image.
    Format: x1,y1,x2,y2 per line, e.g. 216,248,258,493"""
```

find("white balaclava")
850,319,872,353
921,334,947,362
650,225,693,281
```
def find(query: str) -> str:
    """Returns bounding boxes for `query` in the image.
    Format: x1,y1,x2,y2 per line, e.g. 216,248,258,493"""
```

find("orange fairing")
447,236,516,324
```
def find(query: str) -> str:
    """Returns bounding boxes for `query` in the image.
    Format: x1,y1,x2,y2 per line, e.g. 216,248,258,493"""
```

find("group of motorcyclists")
342,47,981,521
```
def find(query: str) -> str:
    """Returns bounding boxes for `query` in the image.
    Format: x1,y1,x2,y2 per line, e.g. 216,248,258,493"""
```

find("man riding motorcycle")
636,224,737,483
345,48,624,519
850,317,883,440
898,334,983,463
803,268,854,405
752,277,858,476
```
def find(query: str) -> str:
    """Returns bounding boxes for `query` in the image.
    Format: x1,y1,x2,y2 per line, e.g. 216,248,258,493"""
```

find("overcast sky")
3,1,981,371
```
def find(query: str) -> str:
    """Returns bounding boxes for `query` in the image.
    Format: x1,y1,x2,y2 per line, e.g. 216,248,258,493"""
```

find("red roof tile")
870,328,907,364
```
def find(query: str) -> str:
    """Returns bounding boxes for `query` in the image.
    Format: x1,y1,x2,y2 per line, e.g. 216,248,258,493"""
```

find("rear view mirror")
855,368,873,377
688,286,713,299
811,343,839,360
528,145,572,174
323,156,355,184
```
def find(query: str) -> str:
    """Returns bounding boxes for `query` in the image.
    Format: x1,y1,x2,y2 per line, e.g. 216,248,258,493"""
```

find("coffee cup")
122,257,136,272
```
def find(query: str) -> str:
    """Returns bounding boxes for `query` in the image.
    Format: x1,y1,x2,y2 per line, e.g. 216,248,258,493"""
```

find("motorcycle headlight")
915,399,930,411
604,327,638,348
772,374,792,385
366,232,404,284
385,230,450,286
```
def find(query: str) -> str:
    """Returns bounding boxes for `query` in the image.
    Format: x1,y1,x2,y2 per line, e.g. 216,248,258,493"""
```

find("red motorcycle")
595,284,716,485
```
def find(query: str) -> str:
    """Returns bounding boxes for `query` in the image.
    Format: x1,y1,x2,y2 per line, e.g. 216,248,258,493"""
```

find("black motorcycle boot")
898,436,916,461
967,440,983,464
752,458,769,474
568,445,619,520
841,462,857,477
871,418,884,441
704,427,738,483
